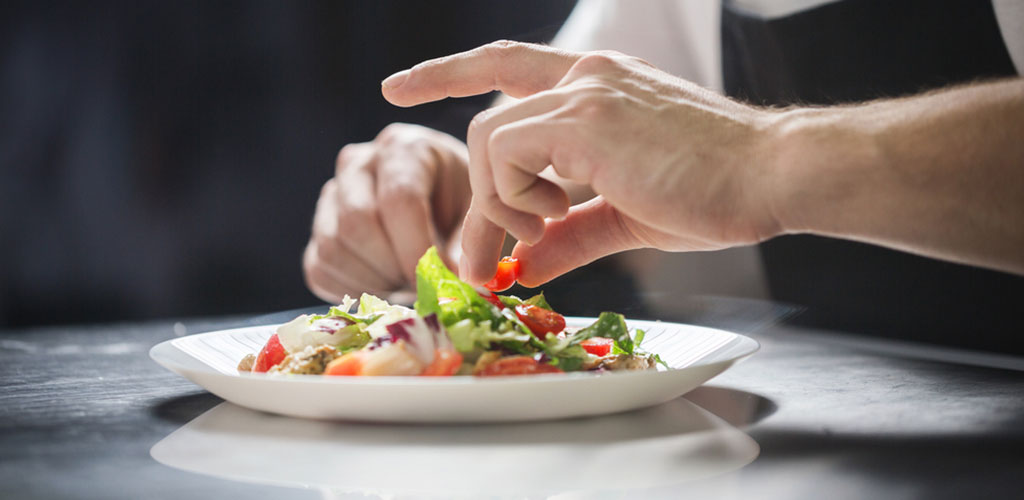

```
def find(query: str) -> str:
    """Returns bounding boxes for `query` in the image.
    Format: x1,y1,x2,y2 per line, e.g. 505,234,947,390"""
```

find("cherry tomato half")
484,256,520,292
580,337,614,357
476,356,564,377
480,291,506,309
514,304,566,338
252,334,287,372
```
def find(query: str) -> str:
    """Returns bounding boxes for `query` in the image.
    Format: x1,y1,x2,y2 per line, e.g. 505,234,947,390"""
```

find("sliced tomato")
480,291,505,309
514,304,566,338
483,256,520,292
252,334,287,373
476,356,563,377
581,337,614,357
324,351,368,376
421,349,464,376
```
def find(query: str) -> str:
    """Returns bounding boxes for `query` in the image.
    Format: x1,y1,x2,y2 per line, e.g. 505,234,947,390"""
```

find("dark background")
0,0,579,327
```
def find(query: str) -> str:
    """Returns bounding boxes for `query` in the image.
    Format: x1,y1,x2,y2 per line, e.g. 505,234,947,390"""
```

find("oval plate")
150,317,758,422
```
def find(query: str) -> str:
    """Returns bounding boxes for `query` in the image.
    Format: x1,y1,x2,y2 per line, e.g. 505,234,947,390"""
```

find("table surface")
3,297,1023,500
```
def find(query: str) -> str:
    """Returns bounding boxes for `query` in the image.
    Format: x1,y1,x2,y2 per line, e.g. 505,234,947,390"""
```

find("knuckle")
375,123,405,146
336,144,358,167
319,178,335,198
574,52,621,73
482,192,508,214
335,143,373,176
466,109,492,143
375,123,430,151
483,39,523,59
571,90,616,120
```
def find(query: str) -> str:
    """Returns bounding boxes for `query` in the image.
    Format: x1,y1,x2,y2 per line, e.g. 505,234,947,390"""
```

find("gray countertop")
2,301,1023,499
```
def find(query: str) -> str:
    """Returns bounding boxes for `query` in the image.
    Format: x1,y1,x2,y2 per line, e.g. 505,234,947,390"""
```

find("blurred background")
0,0,580,327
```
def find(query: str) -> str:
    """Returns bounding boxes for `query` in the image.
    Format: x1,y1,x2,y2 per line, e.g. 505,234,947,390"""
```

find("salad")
237,247,664,377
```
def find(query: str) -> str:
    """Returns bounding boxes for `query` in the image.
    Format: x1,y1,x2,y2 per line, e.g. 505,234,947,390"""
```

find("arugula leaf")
573,312,631,346
549,344,588,371
523,292,553,311
497,294,523,309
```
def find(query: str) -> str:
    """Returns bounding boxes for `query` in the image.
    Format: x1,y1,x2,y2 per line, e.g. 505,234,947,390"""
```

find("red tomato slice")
484,257,520,292
476,356,564,377
514,304,566,338
252,334,287,372
581,337,614,357
421,349,463,376
480,291,505,309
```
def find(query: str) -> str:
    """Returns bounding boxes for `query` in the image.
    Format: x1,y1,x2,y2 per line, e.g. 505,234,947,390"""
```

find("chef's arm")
772,77,1024,275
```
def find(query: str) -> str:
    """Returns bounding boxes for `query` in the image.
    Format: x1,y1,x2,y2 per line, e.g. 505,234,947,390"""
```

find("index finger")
381,40,582,107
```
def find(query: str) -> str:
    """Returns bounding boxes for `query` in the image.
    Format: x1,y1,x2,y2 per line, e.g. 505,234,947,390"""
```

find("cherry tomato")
484,257,520,292
580,337,614,357
252,334,287,373
421,349,464,376
480,291,505,309
476,356,564,377
514,304,566,338
324,351,367,376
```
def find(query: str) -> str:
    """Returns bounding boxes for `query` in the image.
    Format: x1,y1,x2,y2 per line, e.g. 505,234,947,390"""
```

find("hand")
303,123,471,303
381,41,785,286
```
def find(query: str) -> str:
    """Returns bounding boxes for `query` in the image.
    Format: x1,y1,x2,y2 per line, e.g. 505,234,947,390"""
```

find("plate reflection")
151,387,763,498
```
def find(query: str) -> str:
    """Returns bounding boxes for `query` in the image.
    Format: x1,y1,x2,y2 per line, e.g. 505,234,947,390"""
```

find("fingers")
376,148,442,284
304,179,403,302
331,148,407,286
382,40,582,107
458,204,508,285
510,197,646,287
488,115,574,217
465,91,572,245
303,240,379,304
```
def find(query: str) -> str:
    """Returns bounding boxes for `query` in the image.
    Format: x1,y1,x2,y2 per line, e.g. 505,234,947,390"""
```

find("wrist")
763,107,885,238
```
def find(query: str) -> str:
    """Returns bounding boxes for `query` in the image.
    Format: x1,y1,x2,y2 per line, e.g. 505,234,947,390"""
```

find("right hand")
303,123,472,303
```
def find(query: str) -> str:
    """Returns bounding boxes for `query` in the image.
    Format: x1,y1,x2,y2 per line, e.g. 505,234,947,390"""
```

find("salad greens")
411,246,659,372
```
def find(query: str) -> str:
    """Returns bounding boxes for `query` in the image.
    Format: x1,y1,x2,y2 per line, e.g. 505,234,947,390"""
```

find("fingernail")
381,70,410,90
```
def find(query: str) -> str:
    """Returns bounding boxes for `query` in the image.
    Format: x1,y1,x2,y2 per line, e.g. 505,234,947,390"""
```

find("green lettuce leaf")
495,292,553,311
414,247,503,327
446,318,532,353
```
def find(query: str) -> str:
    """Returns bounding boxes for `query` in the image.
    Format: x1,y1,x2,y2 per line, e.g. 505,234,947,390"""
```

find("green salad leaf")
414,247,501,327
446,318,533,353
496,292,553,311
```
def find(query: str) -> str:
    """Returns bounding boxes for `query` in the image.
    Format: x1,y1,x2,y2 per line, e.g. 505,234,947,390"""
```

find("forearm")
771,78,1024,274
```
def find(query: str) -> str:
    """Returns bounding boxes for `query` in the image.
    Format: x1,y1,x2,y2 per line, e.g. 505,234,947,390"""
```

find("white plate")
150,317,758,422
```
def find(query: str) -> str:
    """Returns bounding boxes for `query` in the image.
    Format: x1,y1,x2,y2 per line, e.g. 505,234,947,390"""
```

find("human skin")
379,40,1024,286
302,123,471,304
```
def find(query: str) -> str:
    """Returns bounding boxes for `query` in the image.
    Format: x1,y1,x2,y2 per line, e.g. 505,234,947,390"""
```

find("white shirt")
552,0,1024,90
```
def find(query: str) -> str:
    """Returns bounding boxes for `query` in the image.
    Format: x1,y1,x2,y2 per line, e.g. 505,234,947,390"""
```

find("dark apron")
721,0,1024,353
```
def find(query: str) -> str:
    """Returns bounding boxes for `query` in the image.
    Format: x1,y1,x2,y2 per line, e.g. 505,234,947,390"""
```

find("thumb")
511,197,645,287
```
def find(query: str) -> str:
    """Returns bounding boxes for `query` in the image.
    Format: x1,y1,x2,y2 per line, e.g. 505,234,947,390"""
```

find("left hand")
381,41,785,286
